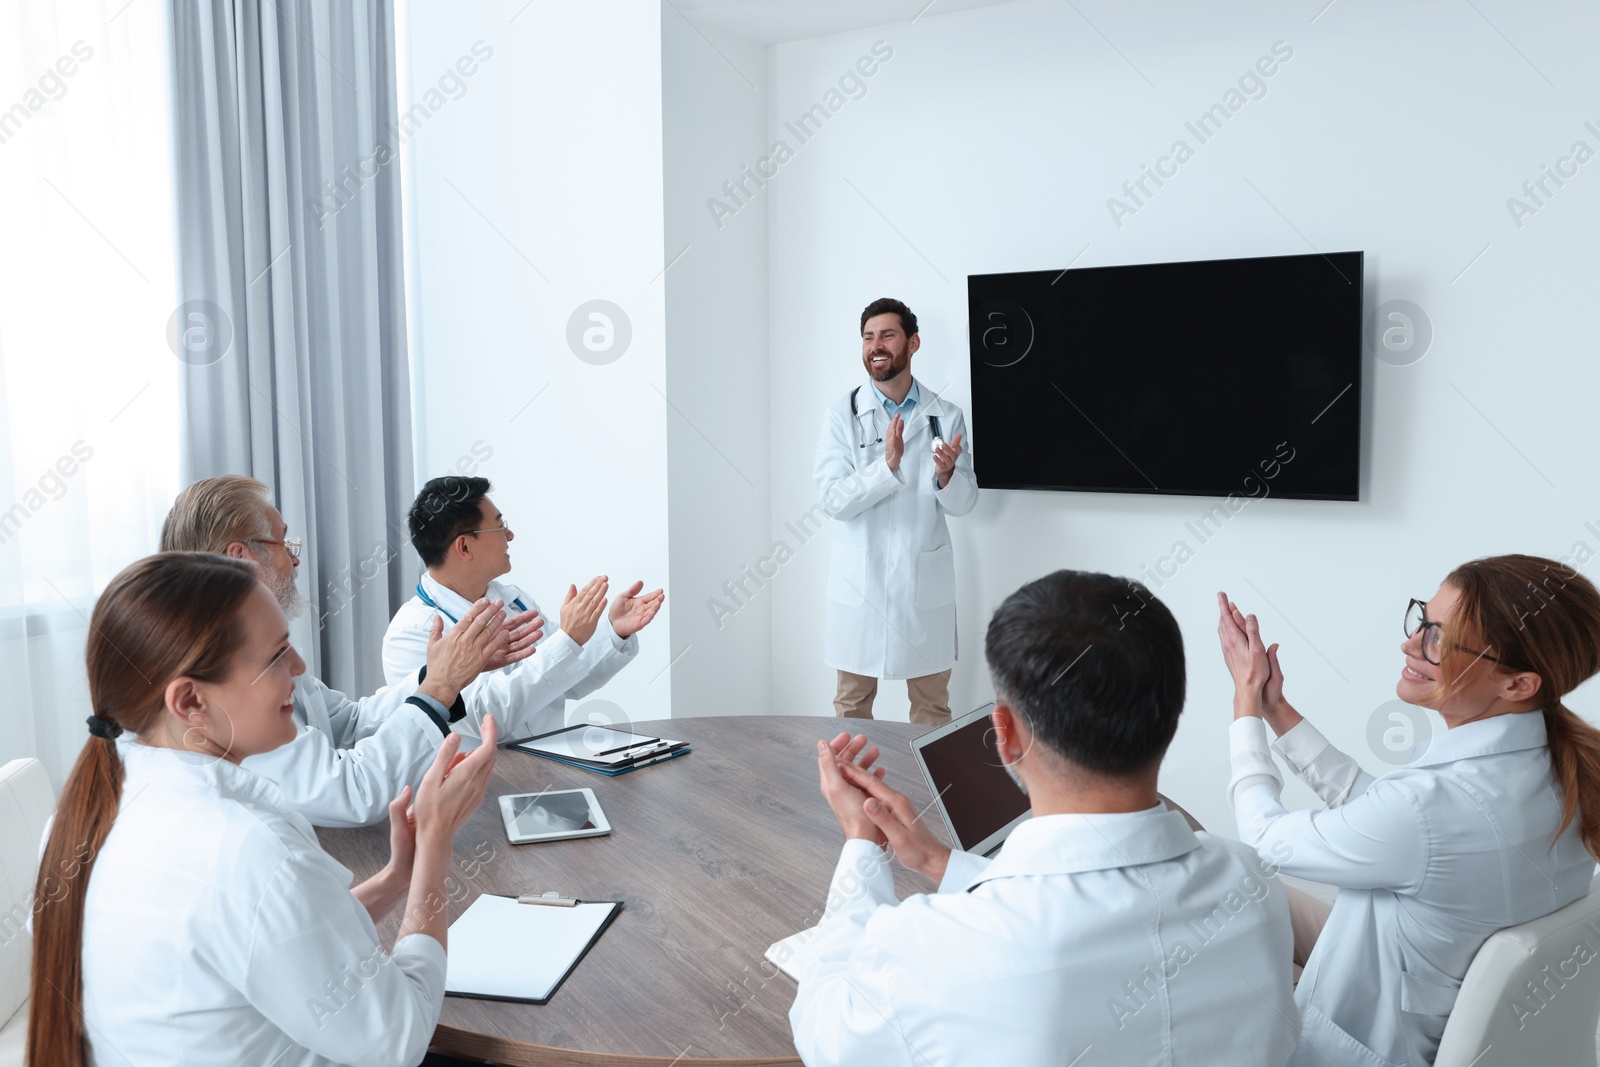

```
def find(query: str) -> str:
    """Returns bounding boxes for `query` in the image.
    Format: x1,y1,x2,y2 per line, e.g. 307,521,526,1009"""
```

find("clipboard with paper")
444,893,622,1004
511,723,689,773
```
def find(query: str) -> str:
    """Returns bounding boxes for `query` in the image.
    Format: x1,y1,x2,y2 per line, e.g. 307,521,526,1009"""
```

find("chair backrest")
1434,874,1600,1067
0,758,56,1028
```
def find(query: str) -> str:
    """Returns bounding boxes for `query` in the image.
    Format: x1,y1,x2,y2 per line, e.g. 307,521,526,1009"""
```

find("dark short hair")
984,570,1185,777
860,297,918,337
408,476,491,567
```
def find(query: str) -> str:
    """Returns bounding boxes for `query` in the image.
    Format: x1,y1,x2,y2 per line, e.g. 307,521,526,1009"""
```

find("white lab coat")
238,671,446,828
1230,711,1594,1067
787,808,1298,1067
80,741,445,1066
381,573,639,746
814,376,978,680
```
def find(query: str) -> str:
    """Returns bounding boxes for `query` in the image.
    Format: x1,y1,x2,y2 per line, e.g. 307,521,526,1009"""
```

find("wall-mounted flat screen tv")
967,251,1363,501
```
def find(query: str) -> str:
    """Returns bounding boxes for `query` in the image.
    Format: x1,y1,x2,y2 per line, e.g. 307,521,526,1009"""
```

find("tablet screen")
509,791,598,836
916,711,1029,852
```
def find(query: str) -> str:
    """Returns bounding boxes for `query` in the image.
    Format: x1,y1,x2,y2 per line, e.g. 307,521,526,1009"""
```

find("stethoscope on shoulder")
850,385,942,461
415,582,528,625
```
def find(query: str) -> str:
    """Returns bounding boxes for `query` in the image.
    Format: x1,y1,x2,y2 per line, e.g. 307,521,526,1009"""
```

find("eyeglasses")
463,522,512,539
1404,598,1524,671
249,537,303,560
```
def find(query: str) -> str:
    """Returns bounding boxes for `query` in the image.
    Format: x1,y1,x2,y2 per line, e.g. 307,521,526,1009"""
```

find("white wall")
764,0,1600,833
398,0,672,728
662,15,773,718
393,0,1600,835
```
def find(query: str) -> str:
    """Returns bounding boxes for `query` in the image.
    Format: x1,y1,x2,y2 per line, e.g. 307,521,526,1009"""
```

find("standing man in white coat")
815,298,978,726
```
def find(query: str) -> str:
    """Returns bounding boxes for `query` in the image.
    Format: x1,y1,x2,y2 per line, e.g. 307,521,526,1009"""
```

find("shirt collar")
117,738,319,844
1407,708,1549,767
420,571,520,616
963,805,1200,890
419,570,472,617
869,377,920,415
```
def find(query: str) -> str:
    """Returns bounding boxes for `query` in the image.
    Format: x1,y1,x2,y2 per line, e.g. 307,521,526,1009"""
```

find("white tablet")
498,788,611,845
910,702,1031,857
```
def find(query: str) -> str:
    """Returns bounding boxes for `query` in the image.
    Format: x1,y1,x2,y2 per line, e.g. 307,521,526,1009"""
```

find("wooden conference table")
319,715,939,1065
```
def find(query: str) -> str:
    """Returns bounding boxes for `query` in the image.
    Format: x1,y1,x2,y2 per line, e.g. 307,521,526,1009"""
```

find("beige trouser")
834,669,953,726
1287,886,1334,984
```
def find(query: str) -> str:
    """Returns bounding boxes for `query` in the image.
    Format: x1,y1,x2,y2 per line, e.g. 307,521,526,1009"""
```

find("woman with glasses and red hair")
1219,554,1600,1067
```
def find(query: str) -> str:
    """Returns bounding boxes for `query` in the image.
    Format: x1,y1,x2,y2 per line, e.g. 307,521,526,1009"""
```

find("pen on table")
518,891,580,907
593,731,665,755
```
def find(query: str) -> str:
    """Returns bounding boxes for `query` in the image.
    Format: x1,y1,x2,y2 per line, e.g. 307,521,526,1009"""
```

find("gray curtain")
167,0,417,696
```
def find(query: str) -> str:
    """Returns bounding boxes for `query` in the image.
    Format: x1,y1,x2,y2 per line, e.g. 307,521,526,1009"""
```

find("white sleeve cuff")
936,849,990,894
861,454,901,490
1271,718,1332,772
543,629,583,658
390,932,448,1010
827,838,896,912
391,932,446,978
1228,716,1283,805
599,611,631,652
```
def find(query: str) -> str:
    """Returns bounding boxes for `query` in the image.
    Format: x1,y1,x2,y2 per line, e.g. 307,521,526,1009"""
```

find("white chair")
0,758,57,1067
1435,874,1600,1067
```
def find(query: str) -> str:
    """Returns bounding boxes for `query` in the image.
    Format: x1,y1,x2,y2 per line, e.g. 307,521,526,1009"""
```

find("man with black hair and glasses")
382,475,663,746
789,570,1297,1067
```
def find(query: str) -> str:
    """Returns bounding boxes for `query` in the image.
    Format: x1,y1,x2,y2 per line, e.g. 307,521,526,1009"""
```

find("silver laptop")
910,702,1031,858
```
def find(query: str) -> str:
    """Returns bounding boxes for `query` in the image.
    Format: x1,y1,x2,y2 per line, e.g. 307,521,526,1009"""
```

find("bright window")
0,1,181,782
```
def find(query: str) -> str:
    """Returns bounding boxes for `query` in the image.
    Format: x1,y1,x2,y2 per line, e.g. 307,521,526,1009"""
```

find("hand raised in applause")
484,606,543,670
1217,592,1278,720
609,580,664,639
838,760,951,885
884,414,904,472
422,597,518,705
816,732,888,847
561,576,609,646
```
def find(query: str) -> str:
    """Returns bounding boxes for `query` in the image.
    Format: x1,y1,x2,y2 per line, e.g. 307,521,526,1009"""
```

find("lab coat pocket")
828,542,867,607
1399,969,1460,1018
1295,1004,1405,1067
1398,970,1458,1065
915,543,955,611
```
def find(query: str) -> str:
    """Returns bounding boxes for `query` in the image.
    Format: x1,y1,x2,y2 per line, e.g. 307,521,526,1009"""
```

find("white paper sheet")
521,726,669,763
763,924,821,983
444,894,618,1002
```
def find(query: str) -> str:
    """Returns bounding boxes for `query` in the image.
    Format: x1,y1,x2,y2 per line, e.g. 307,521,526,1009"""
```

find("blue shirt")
871,379,919,420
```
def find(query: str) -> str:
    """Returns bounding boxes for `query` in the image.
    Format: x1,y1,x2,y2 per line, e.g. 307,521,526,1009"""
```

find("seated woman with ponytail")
27,552,500,1067
1219,554,1600,1067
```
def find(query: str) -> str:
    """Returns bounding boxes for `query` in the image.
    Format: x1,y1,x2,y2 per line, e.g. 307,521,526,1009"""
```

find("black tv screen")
967,251,1363,501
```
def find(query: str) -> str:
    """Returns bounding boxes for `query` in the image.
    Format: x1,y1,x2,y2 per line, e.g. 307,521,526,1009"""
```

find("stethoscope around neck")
849,385,942,465
415,581,527,624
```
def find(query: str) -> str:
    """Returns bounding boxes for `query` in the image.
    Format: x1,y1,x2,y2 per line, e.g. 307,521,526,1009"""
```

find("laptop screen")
914,704,1031,853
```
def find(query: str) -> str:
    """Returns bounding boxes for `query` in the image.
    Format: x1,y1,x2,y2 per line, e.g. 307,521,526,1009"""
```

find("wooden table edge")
430,1021,804,1066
